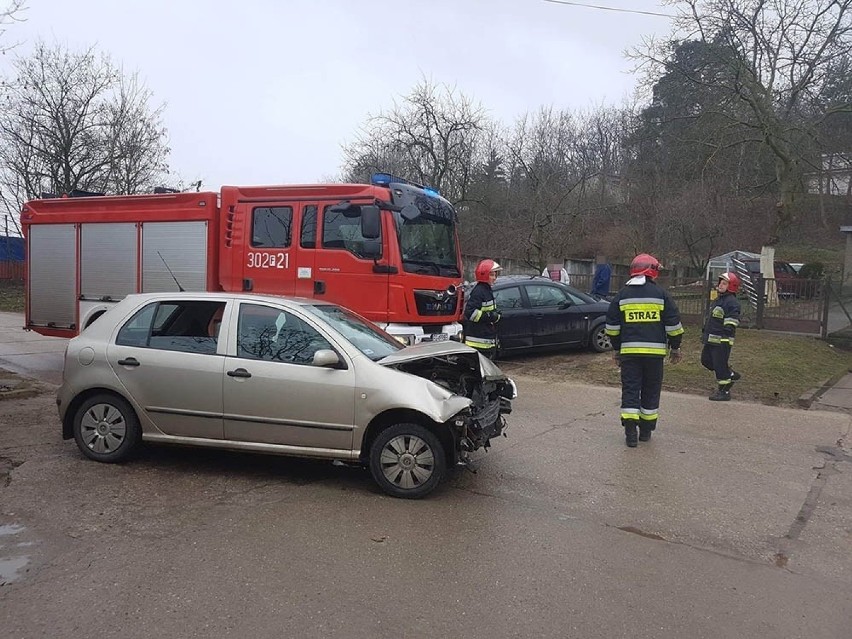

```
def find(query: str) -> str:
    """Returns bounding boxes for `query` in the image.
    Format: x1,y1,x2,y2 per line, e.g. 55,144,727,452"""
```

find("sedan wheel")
590,323,612,353
73,394,142,463
369,423,446,499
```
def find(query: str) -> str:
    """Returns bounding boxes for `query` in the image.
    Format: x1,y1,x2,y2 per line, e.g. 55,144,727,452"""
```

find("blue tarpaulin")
0,236,24,261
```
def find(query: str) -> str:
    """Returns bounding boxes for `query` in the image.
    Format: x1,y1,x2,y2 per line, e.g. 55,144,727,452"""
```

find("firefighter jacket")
463,282,500,350
702,291,740,345
605,276,684,356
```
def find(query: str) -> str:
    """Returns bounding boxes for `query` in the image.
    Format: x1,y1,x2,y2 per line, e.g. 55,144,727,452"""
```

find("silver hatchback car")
57,292,516,498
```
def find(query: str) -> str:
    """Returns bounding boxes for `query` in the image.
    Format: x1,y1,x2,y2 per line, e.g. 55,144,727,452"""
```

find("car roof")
494,275,556,285
120,291,326,308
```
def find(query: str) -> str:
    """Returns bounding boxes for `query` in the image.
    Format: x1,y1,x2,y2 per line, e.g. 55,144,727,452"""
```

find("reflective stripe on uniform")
620,407,640,421
619,297,665,308
470,300,496,323
665,322,684,335
723,318,739,327
605,323,621,336
707,334,735,345
619,341,668,356
464,336,496,349
639,407,659,421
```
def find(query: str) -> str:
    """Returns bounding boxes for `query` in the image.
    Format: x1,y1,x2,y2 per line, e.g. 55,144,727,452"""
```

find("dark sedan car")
491,276,612,356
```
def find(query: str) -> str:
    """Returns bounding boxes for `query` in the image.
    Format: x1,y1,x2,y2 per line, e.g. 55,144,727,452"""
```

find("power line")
542,0,673,18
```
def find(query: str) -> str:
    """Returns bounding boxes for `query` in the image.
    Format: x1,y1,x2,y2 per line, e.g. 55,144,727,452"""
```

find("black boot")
624,423,638,447
639,425,652,442
730,370,741,381
709,385,731,401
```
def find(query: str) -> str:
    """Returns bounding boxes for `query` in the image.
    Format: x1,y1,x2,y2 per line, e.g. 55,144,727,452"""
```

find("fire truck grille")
413,289,458,316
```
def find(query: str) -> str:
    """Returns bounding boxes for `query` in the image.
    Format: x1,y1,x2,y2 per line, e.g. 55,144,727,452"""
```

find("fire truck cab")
22,174,464,343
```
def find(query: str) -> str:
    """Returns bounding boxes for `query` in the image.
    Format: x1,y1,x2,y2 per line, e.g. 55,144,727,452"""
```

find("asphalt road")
1,312,851,638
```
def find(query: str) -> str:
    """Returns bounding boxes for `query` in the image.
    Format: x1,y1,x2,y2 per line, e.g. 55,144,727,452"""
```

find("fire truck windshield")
393,194,461,278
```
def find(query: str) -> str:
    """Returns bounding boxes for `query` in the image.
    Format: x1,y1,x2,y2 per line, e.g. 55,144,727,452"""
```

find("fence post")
821,276,831,338
756,275,765,329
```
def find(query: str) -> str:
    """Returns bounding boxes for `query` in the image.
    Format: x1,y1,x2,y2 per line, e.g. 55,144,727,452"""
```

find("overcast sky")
4,0,673,190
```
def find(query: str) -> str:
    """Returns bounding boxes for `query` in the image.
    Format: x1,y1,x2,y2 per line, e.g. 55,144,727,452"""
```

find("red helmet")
630,253,662,278
719,272,740,293
474,259,502,283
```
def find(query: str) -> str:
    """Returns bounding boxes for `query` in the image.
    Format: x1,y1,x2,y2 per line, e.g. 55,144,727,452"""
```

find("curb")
798,368,852,409
0,376,50,402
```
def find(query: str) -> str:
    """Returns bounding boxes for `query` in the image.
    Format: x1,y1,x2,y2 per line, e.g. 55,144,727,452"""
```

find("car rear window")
116,300,225,355
494,286,523,310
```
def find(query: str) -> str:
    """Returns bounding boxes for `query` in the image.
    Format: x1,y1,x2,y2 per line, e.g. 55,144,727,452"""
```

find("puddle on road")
0,522,32,585
0,555,29,584
0,523,25,536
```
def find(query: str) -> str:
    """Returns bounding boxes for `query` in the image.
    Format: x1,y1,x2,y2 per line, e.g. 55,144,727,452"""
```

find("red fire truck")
21,174,464,343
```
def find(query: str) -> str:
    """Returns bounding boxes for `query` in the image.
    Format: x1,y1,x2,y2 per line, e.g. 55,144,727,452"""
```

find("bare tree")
104,73,170,194
634,0,852,244
0,0,26,53
342,79,488,203
0,42,171,218
501,108,590,269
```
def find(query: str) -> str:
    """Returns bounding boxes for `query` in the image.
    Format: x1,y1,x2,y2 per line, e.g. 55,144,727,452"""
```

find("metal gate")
730,258,828,336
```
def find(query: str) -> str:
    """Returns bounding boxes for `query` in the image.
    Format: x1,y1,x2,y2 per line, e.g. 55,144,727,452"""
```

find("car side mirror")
558,301,573,309
312,349,342,368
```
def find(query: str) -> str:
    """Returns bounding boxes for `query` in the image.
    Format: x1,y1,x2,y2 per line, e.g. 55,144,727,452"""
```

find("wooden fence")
0,260,23,280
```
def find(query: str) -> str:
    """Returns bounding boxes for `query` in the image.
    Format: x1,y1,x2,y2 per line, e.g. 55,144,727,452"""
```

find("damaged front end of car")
378,343,517,465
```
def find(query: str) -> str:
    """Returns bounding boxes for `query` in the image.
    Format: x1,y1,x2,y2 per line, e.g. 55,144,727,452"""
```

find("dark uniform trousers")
620,357,663,431
701,344,732,385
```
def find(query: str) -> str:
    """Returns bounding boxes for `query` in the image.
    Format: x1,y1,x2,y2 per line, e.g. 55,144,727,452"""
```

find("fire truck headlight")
394,334,415,346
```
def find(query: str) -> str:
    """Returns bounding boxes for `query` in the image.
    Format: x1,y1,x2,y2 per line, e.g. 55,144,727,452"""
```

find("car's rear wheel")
369,423,446,499
590,323,612,352
73,394,142,463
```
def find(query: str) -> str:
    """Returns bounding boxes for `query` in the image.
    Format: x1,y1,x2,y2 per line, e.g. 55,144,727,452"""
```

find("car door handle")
227,368,252,378
117,358,140,367
534,313,545,320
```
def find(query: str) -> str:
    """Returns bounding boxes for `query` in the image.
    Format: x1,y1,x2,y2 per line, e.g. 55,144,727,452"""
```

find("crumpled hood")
377,341,508,381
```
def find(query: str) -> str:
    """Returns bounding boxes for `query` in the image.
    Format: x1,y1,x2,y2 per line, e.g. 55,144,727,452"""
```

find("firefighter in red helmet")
701,271,742,401
463,259,503,359
605,254,684,447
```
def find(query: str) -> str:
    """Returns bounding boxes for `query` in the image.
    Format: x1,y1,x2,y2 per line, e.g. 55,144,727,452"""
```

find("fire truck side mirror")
360,205,381,240
361,240,381,259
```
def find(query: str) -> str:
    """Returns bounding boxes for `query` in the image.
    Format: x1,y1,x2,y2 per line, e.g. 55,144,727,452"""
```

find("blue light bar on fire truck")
370,173,441,197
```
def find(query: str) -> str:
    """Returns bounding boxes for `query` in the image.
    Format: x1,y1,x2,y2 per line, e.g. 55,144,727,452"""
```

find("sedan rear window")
494,286,523,310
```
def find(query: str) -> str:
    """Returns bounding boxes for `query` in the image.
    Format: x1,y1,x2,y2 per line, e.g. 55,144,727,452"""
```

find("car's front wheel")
369,423,446,499
590,323,612,353
73,393,142,463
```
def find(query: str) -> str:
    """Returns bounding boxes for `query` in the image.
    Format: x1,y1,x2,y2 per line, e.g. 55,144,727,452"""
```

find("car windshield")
302,303,404,361
560,284,597,304
393,192,461,278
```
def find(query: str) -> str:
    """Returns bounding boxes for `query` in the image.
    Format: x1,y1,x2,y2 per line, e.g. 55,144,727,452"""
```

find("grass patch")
499,323,852,408
0,280,24,312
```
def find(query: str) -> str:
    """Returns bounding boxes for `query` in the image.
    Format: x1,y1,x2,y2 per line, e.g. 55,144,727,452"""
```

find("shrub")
798,262,825,279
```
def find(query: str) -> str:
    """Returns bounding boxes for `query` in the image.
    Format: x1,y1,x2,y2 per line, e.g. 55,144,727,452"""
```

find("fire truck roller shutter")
28,224,77,328
142,221,209,292
81,223,138,301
